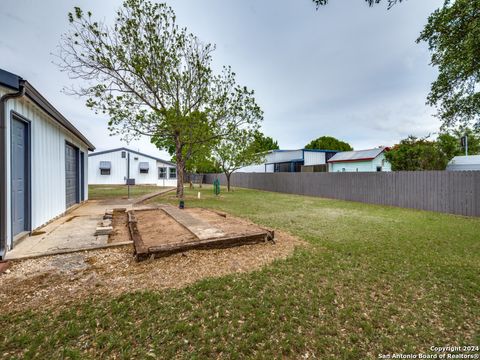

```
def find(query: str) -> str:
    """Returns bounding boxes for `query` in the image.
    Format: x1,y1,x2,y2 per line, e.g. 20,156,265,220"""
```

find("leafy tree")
164,134,220,174
56,0,262,199
214,130,265,192
250,131,279,152
313,0,403,9
436,133,459,162
438,127,480,156
304,136,353,151
417,0,480,129
387,129,480,171
385,136,450,170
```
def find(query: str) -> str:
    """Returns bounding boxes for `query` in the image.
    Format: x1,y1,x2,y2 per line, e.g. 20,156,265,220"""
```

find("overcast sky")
1,0,443,159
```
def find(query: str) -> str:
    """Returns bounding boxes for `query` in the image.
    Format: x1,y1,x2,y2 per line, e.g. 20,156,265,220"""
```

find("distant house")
238,149,339,173
327,147,391,172
446,155,480,171
0,68,94,258
88,148,176,186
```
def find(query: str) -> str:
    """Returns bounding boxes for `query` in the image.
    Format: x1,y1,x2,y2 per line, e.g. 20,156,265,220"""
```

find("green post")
213,179,220,196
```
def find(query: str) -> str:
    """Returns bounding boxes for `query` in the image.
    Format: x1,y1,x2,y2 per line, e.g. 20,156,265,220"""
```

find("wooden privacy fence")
204,171,480,217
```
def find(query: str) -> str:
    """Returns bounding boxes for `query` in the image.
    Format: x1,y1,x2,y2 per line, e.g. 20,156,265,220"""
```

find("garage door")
65,143,78,208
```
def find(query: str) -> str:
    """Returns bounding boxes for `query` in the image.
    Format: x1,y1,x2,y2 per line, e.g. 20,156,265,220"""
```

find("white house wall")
329,153,391,172
238,150,330,172
155,160,177,187
237,163,267,173
88,149,176,186
303,151,326,166
269,150,303,163
1,86,90,250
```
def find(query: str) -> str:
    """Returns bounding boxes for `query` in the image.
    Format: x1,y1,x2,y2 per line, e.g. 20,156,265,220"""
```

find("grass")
88,184,166,200
2,186,479,359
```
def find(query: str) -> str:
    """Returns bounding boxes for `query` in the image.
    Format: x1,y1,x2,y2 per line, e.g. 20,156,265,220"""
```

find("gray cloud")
0,0,444,155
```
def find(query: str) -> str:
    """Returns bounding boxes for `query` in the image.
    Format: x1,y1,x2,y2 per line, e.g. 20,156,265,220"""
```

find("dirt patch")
135,209,196,246
0,230,305,315
109,210,130,244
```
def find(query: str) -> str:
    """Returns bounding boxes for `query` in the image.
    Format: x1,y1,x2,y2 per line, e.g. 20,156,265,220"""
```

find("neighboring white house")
88,147,176,186
238,149,338,173
328,147,392,172
0,68,95,258
446,155,480,171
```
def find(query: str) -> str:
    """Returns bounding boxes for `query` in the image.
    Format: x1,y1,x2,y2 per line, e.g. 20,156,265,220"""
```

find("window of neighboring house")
121,151,126,158
99,161,111,175
139,162,149,174
158,167,166,179
169,167,176,179
342,168,346,172
376,166,382,172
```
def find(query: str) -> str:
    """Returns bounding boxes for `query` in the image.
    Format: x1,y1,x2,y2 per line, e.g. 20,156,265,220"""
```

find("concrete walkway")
5,188,173,260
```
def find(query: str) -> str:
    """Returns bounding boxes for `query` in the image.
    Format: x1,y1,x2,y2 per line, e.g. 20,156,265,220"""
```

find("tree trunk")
226,173,231,192
175,137,185,199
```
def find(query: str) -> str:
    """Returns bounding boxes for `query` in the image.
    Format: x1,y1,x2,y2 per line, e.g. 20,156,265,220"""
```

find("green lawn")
88,184,165,200
2,186,479,359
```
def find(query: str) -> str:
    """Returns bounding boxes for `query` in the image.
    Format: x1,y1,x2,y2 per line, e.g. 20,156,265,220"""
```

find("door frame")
10,111,32,248
65,141,80,208
80,151,85,201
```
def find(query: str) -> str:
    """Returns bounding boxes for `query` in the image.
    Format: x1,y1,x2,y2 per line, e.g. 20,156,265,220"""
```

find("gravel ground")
0,230,305,314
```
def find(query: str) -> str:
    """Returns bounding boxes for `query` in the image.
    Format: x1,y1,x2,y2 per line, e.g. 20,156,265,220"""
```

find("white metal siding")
156,160,177,187
88,149,176,186
446,155,480,171
237,164,267,173
1,86,90,250
89,151,128,185
303,151,326,166
268,150,303,163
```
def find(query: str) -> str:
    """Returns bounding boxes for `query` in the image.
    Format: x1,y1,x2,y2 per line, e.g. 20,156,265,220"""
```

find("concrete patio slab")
4,188,173,260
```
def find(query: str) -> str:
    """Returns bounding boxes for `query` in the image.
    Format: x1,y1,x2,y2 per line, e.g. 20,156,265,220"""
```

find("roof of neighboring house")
0,68,95,151
265,149,338,153
327,147,389,163
446,155,480,171
89,147,175,165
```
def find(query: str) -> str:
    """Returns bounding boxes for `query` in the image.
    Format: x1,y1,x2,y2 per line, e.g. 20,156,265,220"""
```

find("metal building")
446,155,480,171
0,69,94,258
88,148,176,187
238,149,338,173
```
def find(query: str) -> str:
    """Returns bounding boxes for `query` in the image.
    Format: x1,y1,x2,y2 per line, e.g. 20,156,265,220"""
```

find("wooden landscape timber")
126,207,274,261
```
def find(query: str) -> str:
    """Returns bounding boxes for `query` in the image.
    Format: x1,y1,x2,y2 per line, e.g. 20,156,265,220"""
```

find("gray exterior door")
11,119,28,236
80,152,85,201
65,143,78,208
